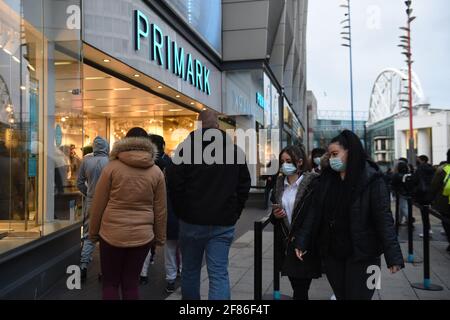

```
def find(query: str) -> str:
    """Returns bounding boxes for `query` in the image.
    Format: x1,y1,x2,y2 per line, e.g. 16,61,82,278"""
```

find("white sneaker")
419,230,433,238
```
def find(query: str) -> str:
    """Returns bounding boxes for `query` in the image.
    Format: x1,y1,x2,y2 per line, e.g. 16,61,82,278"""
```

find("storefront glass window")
0,0,83,254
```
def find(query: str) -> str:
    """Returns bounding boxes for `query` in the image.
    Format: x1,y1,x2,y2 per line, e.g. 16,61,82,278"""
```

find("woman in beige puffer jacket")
89,127,167,300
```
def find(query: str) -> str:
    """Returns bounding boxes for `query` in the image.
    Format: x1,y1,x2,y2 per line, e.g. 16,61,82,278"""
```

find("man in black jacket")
167,110,251,300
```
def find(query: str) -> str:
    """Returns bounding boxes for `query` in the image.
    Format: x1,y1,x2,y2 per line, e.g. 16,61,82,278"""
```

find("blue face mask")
313,157,321,166
330,157,346,172
281,163,298,176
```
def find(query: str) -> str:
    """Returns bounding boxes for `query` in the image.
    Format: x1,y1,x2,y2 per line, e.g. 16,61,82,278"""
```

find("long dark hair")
279,144,311,174
328,130,367,189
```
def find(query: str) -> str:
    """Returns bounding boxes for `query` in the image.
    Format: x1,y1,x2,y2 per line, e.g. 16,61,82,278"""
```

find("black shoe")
166,281,175,293
80,268,87,283
140,276,149,285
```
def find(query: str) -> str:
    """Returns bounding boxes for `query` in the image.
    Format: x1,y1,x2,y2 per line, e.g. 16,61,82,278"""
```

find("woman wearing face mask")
270,145,321,300
296,130,404,300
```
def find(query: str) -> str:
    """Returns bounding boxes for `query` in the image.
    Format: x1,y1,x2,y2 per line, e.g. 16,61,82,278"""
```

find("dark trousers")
288,277,313,300
324,256,381,300
99,238,150,300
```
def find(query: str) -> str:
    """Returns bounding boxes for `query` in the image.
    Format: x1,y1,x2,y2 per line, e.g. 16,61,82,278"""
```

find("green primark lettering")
133,10,211,95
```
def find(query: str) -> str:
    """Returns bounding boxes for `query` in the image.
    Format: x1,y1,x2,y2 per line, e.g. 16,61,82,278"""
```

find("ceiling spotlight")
103,59,111,63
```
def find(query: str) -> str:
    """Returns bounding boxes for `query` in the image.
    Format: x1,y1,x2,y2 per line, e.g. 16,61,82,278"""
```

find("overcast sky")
307,0,450,117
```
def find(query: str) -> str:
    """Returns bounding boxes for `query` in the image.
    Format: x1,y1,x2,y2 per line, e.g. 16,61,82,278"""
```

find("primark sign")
134,10,211,95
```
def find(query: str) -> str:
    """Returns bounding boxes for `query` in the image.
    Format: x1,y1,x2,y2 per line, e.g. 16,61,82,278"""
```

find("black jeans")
288,277,313,300
323,256,381,300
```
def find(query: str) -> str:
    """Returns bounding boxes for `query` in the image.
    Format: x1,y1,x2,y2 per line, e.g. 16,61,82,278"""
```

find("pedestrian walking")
89,127,167,300
167,110,251,300
76,136,109,281
428,149,450,253
270,145,321,300
296,130,404,300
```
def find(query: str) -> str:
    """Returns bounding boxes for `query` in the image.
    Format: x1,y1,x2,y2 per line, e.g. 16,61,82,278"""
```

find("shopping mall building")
0,0,308,298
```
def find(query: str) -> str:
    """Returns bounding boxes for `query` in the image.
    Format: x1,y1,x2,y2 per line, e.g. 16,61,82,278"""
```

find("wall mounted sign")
134,10,211,95
256,92,265,109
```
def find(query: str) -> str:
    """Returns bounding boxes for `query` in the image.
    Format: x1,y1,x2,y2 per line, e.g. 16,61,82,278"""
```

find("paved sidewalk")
167,210,450,300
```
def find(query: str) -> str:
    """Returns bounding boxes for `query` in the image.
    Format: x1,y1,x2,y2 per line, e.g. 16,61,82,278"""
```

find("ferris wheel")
368,68,424,125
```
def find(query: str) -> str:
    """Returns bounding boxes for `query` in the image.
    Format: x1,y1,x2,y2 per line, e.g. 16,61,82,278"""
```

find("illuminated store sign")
134,10,211,95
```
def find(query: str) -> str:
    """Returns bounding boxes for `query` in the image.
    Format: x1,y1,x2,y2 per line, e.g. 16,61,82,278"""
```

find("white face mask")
281,163,298,176
313,157,321,166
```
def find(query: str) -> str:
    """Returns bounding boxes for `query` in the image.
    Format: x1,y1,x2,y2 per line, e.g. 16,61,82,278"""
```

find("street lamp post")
398,0,417,165
340,0,355,132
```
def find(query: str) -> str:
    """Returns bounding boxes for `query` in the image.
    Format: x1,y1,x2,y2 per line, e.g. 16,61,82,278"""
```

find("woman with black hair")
296,130,404,300
270,144,321,300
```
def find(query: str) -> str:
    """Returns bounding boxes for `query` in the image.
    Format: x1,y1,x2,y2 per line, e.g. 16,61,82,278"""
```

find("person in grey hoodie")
77,136,110,281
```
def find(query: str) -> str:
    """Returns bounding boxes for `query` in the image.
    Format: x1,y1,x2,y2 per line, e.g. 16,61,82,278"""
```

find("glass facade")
0,0,83,253
163,0,222,54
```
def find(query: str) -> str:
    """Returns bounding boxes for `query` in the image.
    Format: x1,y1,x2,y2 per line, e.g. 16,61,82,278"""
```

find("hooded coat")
77,136,110,199
89,137,167,248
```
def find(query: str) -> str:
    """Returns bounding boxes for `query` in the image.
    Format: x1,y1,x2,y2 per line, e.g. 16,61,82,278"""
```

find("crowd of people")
75,109,450,301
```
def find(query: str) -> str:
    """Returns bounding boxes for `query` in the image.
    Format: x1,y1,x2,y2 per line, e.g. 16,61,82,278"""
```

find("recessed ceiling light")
176,95,181,98
169,109,182,112
202,108,207,111
157,85,163,89
54,61,72,65
20,86,26,90
103,59,111,63
134,74,140,78
113,88,131,91
85,76,107,80
190,102,195,105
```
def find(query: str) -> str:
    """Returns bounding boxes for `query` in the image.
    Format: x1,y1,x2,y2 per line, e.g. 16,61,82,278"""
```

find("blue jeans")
399,195,408,222
179,221,235,300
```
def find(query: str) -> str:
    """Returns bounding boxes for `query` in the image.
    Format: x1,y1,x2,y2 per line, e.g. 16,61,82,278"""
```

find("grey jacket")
77,137,109,199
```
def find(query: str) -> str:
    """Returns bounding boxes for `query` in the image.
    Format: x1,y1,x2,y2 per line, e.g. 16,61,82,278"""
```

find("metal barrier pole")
254,221,263,300
407,196,414,263
273,223,281,300
405,196,421,263
412,205,443,291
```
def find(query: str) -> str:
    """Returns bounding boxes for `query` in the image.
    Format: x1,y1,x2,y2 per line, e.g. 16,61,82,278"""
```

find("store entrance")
80,63,198,156
55,45,204,163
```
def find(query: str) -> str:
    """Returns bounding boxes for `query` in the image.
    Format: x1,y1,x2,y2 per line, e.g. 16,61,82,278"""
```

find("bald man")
167,109,251,300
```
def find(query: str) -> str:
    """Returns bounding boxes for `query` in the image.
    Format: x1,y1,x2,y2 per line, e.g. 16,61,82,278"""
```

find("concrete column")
417,128,431,159
399,130,407,159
